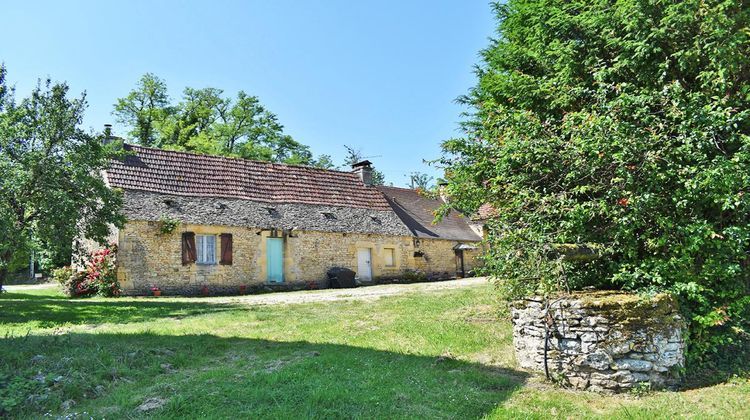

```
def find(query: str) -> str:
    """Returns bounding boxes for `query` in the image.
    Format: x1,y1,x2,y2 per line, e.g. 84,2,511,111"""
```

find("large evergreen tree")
440,1,750,364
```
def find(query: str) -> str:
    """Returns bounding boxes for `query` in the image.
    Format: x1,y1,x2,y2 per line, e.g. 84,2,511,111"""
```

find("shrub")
401,269,427,283
62,245,120,298
61,270,88,297
51,266,74,285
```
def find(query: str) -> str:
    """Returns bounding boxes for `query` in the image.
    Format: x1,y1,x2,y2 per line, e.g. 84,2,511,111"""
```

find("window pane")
207,236,215,263
196,235,216,264
196,235,204,263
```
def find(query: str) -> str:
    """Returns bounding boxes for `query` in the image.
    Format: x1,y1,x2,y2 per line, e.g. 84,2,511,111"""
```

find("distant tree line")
113,74,389,185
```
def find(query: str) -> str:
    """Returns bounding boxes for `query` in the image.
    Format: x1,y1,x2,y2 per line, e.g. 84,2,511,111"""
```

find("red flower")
617,197,629,207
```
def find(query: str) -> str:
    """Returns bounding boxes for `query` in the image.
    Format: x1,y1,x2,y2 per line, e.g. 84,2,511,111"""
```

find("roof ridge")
377,185,421,192
123,143,358,176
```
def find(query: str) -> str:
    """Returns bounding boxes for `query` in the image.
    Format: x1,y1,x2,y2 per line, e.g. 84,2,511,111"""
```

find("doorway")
357,248,372,281
266,237,284,283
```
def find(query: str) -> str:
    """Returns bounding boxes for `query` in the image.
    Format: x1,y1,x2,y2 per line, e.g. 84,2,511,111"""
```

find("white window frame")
196,234,217,265
384,247,396,267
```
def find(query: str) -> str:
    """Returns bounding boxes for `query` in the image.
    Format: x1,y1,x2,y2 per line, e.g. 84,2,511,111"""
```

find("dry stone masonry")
511,291,685,393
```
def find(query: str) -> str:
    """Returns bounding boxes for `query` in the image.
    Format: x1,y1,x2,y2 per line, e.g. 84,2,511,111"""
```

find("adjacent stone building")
104,145,481,295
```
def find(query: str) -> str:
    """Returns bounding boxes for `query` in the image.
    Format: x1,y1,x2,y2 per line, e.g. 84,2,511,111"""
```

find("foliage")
0,65,124,287
114,74,325,165
61,270,91,297
51,266,74,285
400,269,427,283
61,245,119,297
343,145,386,185
311,154,338,170
158,215,180,235
439,0,750,365
112,73,170,147
407,171,434,190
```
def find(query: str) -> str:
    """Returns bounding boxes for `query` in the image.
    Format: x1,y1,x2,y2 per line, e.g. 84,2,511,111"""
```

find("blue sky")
1,1,495,186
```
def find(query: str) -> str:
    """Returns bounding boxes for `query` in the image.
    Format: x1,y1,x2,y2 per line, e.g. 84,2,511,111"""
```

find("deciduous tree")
0,66,124,286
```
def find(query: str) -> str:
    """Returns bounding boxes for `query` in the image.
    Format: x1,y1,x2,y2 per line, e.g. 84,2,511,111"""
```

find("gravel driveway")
3,277,490,305
192,277,490,305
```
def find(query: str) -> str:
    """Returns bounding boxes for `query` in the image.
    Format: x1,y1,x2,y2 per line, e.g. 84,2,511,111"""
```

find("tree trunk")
0,250,12,290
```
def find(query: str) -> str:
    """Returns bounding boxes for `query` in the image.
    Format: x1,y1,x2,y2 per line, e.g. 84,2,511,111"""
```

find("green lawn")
1,284,748,419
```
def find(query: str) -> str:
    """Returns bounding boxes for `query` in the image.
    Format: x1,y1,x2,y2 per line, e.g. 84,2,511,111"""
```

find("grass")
0,284,748,419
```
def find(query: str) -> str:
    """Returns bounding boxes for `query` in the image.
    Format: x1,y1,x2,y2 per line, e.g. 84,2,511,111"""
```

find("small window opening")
370,216,381,224
322,212,336,220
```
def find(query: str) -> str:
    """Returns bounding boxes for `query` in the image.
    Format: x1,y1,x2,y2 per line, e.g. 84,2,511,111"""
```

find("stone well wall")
511,292,685,393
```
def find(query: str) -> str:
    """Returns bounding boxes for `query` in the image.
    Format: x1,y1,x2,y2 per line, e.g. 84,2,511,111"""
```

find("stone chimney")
352,160,373,186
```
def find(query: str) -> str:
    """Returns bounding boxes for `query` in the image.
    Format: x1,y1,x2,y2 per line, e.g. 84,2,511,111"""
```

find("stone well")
511,291,685,393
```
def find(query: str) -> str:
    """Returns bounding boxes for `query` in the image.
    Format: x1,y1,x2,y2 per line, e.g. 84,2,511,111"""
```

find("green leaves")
0,66,124,282
113,74,316,165
441,0,750,366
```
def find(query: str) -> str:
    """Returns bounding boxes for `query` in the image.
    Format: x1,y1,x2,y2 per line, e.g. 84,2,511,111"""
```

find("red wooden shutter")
182,232,196,265
220,233,233,265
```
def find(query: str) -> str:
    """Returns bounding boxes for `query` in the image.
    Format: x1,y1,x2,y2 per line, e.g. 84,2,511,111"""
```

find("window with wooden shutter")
220,233,233,265
182,232,196,265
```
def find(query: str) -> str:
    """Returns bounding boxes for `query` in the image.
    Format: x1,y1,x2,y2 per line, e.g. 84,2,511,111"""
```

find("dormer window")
370,216,381,224
322,212,336,220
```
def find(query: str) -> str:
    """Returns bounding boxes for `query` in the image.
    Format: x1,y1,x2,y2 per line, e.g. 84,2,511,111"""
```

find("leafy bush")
440,0,750,366
401,269,427,283
51,266,74,285
61,270,93,297
62,245,120,297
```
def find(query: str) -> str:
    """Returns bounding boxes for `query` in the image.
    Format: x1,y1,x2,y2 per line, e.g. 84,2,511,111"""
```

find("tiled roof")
377,186,481,242
106,144,391,211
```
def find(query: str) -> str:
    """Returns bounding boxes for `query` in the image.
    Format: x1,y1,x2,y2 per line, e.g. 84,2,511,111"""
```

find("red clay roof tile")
106,144,392,211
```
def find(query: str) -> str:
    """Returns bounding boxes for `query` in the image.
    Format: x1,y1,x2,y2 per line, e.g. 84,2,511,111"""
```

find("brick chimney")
352,160,373,186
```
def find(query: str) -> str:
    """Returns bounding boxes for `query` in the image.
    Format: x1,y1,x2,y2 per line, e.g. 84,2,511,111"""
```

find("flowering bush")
62,245,120,297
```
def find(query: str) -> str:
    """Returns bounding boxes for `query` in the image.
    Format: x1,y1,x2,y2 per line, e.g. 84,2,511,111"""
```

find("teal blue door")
266,238,284,283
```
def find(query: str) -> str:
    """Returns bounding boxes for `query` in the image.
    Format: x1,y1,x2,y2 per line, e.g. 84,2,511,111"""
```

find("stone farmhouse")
102,144,483,295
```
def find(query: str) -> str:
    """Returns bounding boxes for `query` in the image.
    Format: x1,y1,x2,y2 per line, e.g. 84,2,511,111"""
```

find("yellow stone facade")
116,221,481,295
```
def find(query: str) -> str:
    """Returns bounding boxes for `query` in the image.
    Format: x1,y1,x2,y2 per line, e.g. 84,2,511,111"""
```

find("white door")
357,248,372,281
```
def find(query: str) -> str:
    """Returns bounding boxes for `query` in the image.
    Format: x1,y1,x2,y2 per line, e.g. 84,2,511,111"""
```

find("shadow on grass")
0,291,238,328
1,332,528,418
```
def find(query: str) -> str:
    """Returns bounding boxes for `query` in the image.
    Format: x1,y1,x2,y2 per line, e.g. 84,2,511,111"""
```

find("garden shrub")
440,0,750,368
51,266,74,285
62,245,120,297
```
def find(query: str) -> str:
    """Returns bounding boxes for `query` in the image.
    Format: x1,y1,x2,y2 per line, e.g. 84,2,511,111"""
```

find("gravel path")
2,282,57,291
3,277,490,305
211,277,490,305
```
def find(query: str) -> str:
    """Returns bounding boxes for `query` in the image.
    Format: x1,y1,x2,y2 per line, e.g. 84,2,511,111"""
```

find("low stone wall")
511,291,685,393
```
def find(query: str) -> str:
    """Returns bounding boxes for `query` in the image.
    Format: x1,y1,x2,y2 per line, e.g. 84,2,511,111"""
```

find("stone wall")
116,220,480,295
511,292,685,393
